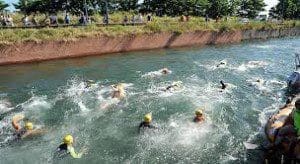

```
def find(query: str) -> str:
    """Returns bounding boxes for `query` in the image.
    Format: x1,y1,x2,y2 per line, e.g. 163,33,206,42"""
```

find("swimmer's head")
161,68,169,74
63,134,74,145
144,113,152,123
112,83,124,90
25,122,33,130
195,109,203,116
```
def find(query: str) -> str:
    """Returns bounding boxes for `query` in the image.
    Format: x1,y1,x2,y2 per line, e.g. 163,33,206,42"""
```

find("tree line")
0,0,299,19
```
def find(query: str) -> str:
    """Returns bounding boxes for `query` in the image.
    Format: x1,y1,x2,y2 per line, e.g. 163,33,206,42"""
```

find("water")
0,37,299,164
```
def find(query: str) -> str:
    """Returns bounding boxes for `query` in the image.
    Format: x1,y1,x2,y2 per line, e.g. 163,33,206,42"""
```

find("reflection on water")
0,37,299,163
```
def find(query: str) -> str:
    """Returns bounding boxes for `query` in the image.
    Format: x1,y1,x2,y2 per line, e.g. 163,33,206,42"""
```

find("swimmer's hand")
80,147,88,155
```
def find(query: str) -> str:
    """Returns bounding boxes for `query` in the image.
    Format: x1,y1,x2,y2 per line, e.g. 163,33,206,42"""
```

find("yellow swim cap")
195,109,203,116
25,122,33,130
63,134,73,145
144,113,152,123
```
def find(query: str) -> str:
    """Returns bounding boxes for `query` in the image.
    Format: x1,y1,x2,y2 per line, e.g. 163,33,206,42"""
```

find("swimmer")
216,60,227,68
279,96,293,110
111,83,126,100
220,80,227,90
84,80,95,88
56,134,85,159
139,113,156,133
161,68,171,75
12,114,45,140
164,81,183,92
193,109,205,123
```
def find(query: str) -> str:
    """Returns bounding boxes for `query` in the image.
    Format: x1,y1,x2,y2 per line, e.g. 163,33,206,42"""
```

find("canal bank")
0,27,299,65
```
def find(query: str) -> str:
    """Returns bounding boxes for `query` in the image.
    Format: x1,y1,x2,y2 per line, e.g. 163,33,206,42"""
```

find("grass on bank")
0,13,300,45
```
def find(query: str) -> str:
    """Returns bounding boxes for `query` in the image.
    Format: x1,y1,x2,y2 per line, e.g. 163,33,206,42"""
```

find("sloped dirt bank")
0,28,299,65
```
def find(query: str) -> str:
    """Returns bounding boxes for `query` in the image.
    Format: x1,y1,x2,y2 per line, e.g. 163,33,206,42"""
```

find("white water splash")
142,68,172,78
0,99,13,114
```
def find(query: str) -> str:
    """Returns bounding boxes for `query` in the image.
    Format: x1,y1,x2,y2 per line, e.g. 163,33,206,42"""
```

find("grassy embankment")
0,12,300,45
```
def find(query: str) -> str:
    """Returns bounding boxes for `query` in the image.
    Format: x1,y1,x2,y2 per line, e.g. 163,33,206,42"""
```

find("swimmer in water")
164,81,183,92
193,109,205,123
56,134,85,159
220,80,227,90
216,60,227,68
139,113,156,133
161,68,171,75
111,83,126,100
84,80,95,88
12,114,45,140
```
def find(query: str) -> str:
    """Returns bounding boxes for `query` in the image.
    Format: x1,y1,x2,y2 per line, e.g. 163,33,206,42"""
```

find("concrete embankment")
0,28,299,65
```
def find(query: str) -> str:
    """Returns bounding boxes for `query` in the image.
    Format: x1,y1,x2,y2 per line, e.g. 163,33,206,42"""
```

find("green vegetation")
0,13,299,45
12,0,269,19
0,0,299,45
269,0,300,19
0,0,8,12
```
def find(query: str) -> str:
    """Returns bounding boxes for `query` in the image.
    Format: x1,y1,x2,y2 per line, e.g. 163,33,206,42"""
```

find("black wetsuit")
139,121,156,132
55,143,69,159
220,81,226,90
13,129,26,140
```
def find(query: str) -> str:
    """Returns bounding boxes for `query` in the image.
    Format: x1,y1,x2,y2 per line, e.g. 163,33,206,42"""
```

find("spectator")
103,14,108,24
205,14,209,22
0,14,4,26
79,13,87,25
23,15,30,26
131,15,136,24
32,14,38,26
186,15,190,22
216,16,220,22
180,15,187,22
43,16,50,26
123,15,128,25
6,15,14,27
65,13,70,25
50,14,58,25
137,13,143,23
147,14,152,22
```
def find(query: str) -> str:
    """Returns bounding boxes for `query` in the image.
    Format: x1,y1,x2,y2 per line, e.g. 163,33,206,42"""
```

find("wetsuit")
56,143,82,159
13,129,26,140
139,121,156,132
220,81,226,90
193,116,204,123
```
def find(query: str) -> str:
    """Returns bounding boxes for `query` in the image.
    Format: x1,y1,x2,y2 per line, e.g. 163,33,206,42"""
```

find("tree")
207,0,230,18
228,0,241,16
276,0,299,19
269,6,278,19
239,0,266,18
115,0,139,11
13,0,54,14
0,0,8,12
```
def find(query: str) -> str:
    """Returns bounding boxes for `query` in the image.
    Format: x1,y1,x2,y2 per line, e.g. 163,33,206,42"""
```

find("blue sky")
4,0,278,13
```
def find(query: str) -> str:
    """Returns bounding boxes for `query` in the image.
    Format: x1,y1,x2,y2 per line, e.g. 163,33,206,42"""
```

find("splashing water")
0,37,299,163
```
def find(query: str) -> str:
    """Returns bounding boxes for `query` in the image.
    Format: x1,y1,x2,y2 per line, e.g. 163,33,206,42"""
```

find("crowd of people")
0,12,152,28
0,14,14,26
123,13,152,25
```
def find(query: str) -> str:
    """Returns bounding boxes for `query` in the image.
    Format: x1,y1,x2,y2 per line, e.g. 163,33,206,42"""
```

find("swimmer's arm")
12,121,21,131
149,125,158,129
12,115,24,131
138,122,144,133
68,146,82,158
21,129,47,139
